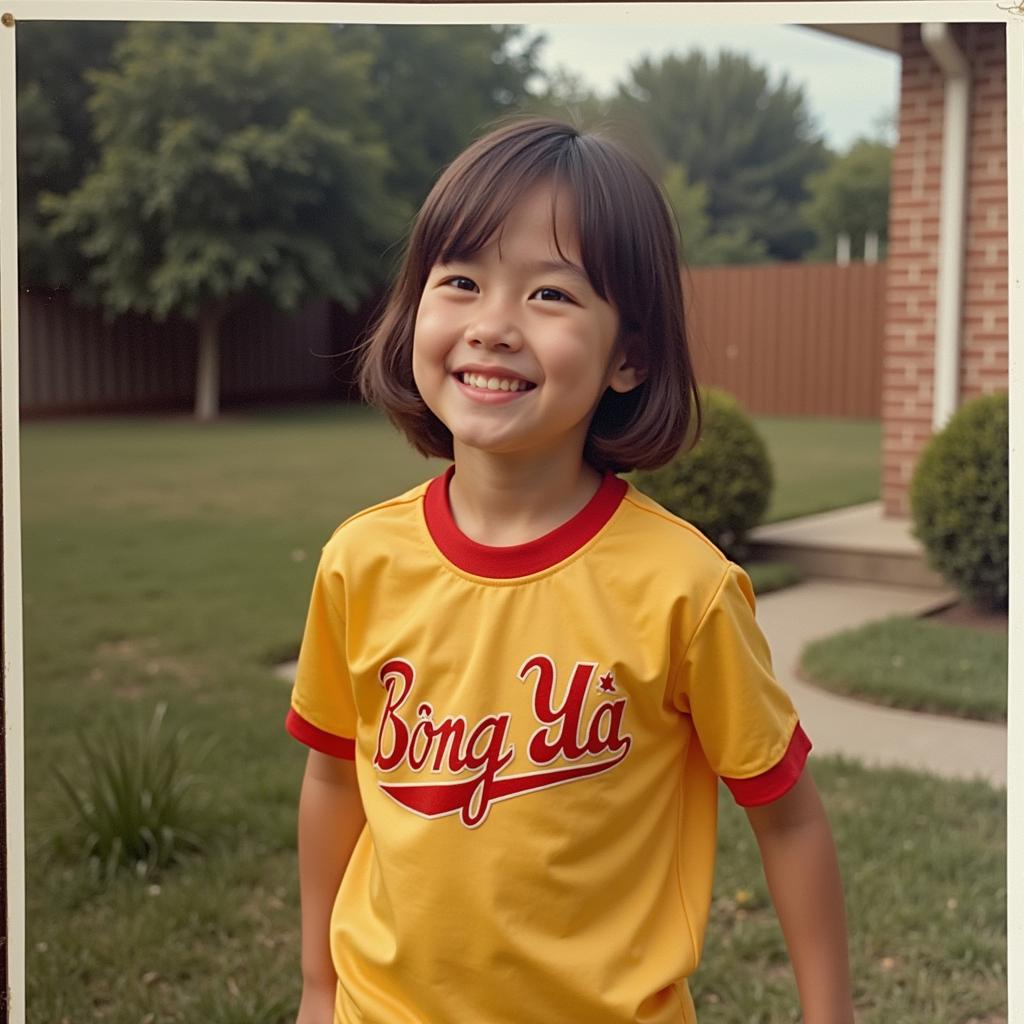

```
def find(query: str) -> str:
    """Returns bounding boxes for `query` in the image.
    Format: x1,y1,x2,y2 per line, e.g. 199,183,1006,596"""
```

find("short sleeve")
673,562,811,806
285,548,357,759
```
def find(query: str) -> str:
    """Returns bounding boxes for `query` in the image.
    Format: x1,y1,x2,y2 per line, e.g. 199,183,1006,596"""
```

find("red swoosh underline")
379,750,628,818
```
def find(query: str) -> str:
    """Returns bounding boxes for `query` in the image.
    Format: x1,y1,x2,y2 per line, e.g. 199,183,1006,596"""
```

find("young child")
287,117,853,1024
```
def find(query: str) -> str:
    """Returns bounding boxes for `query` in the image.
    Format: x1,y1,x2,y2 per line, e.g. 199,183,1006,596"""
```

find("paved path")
755,579,1007,788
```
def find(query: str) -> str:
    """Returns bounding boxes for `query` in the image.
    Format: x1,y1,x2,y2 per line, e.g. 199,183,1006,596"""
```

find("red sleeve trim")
285,707,356,760
722,722,812,807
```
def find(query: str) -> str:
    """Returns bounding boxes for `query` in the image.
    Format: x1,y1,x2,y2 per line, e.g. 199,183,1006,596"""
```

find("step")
747,501,949,590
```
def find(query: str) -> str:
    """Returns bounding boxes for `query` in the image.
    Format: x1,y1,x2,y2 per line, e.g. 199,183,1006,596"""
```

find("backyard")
19,404,1005,1023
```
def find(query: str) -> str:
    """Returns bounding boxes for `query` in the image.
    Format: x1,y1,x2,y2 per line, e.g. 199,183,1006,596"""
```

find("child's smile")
411,181,641,468
454,367,537,402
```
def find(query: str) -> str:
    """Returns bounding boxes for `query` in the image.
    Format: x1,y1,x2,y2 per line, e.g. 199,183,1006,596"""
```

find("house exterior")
813,23,1009,518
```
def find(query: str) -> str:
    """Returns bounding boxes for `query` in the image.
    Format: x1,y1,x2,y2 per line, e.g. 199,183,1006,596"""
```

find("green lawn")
800,616,1008,722
19,405,1004,1023
755,414,881,523
698,760,1005,1023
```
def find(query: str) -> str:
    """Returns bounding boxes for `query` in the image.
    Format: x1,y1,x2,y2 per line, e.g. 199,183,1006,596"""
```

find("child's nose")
465,311,523,351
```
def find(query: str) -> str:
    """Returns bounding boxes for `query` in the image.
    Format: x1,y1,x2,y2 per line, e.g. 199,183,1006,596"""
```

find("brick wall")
883,23,1008,517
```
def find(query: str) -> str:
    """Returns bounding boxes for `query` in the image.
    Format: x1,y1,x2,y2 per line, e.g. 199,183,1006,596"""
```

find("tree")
16,22,125,286
353,24,547,209
519,64,609,129
800,138,891,261
661,162,767,266
44,23,406,421
612,50,829,260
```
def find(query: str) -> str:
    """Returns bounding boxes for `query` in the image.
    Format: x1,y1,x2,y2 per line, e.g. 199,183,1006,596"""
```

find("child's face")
412,181,642,469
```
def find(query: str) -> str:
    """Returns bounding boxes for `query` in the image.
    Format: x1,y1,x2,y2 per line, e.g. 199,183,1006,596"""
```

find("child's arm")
295,749,366,1024
744,769,854,1024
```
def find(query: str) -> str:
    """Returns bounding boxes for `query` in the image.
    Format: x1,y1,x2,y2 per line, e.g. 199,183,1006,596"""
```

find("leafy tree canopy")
44,22,406,319
21,23,547,295
354,24,546,209
661,162,768,266
17,22,125,286
520,64,609,129
612,50,830,260
801,137,891,261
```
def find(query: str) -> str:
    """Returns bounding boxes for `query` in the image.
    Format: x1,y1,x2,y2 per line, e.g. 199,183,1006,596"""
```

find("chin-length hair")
357,116,702,473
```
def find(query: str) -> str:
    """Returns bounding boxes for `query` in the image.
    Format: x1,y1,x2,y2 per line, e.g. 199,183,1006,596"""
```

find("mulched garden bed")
922,599,1008,635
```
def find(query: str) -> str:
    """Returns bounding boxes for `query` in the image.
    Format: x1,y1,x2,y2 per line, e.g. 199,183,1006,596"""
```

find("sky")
523,22,901,153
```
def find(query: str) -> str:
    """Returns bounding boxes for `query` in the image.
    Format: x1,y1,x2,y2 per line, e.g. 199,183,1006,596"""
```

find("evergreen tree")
613,50,829,260
661,162,768,265
801,138,891,261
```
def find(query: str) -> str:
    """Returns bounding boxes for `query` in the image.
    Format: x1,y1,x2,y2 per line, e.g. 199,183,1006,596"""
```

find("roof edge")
801,24,901,54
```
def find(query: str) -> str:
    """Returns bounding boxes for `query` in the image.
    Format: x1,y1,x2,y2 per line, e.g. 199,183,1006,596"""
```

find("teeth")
461,373,530,392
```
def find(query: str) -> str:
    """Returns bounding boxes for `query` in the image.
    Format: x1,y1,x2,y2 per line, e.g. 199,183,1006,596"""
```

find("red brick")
886,383,930,396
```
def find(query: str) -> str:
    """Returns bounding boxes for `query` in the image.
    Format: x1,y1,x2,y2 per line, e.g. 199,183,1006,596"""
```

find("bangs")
432,169,546,267
413,129,614,304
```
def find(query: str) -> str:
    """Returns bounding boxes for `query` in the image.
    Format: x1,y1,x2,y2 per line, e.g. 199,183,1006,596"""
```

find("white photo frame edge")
2,1,1014,27
1004,13,1022,1024
1,5,1019,1024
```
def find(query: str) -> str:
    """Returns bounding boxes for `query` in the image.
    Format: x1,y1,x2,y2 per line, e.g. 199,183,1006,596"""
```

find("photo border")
1,4,1019,1022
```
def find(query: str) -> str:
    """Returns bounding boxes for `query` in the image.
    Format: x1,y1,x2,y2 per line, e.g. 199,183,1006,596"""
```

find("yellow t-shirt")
287,468,810,1024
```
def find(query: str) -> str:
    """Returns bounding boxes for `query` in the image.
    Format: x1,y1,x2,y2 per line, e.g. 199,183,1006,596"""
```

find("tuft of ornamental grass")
53,701,214,882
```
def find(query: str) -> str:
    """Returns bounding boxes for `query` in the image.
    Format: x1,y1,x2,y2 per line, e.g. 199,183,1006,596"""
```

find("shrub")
910,391,1008,610
632,388,773,558
54,701,212,881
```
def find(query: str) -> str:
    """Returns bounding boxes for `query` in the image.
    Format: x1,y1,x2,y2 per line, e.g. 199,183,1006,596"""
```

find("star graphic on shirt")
598,671,616,693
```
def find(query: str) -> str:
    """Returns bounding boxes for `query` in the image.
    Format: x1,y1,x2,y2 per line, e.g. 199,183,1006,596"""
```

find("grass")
800,616,1008,722
743,559,803,596
53,702,210,880
744,413,880,593
698,759,1005,1023
754,415,881,524
19,404,1004,1023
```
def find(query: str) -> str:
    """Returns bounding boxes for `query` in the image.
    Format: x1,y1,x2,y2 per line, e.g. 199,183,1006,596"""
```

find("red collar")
423,465,627,578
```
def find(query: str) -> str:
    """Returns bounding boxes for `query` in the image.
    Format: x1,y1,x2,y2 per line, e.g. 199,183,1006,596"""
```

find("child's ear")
607,348,647,394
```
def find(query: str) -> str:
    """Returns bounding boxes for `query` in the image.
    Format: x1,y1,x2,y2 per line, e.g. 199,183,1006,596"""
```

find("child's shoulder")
322,477,432,551
619,483,731,570
615,484,758,617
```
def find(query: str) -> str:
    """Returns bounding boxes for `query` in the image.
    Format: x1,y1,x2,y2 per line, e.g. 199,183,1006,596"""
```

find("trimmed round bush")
632,388,773,557
910,391,1008,610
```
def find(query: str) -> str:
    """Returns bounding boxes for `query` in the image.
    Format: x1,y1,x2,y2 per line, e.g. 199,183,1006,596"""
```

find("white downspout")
921,23,970,431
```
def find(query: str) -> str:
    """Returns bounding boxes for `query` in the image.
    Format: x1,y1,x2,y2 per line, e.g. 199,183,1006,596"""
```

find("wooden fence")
18,261,886,418
18,289,359,416
686,261,886,418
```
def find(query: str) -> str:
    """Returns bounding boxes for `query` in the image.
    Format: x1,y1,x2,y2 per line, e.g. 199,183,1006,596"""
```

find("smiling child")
287,117,853,1024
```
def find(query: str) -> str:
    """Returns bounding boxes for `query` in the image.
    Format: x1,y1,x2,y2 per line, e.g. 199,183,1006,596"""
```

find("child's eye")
445,276,477,292
533,287,572,303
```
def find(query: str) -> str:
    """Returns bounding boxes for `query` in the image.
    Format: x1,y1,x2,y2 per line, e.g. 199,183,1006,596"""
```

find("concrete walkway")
755,578,1007,788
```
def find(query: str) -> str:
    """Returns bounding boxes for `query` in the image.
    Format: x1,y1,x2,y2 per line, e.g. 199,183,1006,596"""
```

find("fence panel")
20,263,886,419
685,262,886,418
19,290,339,416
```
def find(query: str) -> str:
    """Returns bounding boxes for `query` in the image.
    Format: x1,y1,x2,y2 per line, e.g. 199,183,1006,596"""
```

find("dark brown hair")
357,116,702,473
